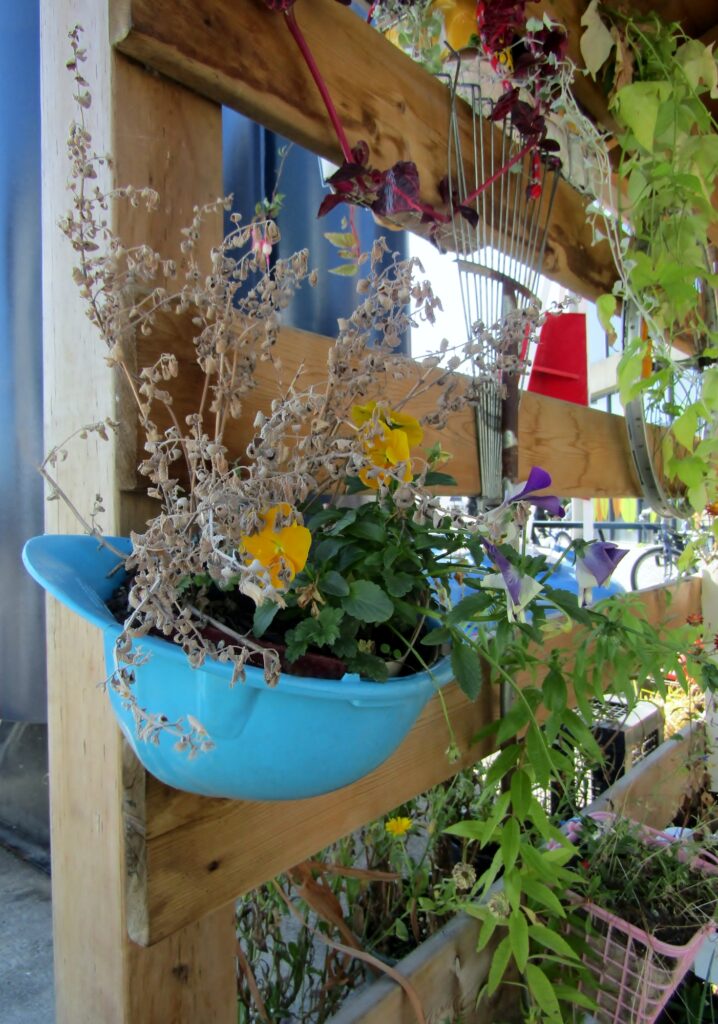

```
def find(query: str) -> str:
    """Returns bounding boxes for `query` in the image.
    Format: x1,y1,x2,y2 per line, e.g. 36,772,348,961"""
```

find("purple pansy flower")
505,467,566,518
575,541,628,606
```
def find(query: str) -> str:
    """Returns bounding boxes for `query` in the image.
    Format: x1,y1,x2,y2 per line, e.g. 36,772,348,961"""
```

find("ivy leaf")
596,293,617,344
676,39,718,99
611,81,672,153
672,405,699,449
344,580,394,623
579,0,615,79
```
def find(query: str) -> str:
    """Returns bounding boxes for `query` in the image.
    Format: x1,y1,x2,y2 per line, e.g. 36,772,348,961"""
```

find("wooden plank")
41,1,236,1017
326,917,518,1024
127,577,700,945
110,0,616,301
587,720,706,829
133,313,642,498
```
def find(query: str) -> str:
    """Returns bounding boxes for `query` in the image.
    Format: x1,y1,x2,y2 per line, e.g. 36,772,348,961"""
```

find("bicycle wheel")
630,546,679,591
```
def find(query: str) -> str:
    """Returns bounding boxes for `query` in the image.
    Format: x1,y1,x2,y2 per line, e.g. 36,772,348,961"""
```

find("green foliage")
586,7,718,515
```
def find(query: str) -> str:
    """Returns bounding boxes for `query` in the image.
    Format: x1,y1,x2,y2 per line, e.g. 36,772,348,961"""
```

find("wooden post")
41,2,236,1019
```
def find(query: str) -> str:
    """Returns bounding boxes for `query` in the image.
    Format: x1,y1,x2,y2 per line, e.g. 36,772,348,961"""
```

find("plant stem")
462,141,535,207
284,8,354,164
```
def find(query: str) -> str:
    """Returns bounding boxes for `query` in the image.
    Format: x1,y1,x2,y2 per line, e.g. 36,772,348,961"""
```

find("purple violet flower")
505,466,566,518
483,541,522,604
482,540,543,622
576,541,628,606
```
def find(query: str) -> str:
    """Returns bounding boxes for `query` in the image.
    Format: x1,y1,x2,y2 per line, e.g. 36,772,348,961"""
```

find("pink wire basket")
566,812,718,1024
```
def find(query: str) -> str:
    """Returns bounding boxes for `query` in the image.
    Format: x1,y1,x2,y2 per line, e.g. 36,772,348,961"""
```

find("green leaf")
484,744,521,788
476,915,497,953
423,470,458,487
510,769,531,818
501,817,521,873
542,668,567,713
329,263,359,276
522,878,565,917
526,723,552,788
526,964,562,1020
386,572,417,598
349,520,386,544
394,918,408,942
508,910,529,972
344,581,394,623
324,231,357,249
595,293,618,343
529,924,579,961
420,626,451,646
327,509,357,535
676,39,718,99
252,599,281,639
451,642,483,699
486,936,512,996
445,593,493,625
672,405,699,449
320,570,350,597
611,81,673,153
495,701,532,746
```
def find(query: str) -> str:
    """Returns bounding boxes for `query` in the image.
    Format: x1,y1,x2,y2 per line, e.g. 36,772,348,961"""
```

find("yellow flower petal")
239,506,311,592
350,400,377,428
385,816,413,837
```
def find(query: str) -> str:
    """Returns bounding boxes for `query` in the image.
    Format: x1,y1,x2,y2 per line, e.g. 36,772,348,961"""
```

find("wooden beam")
41,2,236,1017
125,577,699,945
588,720,706,829
110,0,616,300
134,314,642,499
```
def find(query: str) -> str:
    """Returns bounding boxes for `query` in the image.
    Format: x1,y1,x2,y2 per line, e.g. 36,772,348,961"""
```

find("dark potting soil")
107,574,431,682
107,573,349,679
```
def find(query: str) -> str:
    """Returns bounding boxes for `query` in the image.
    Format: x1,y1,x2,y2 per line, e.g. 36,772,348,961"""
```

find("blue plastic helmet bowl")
22,535,453,801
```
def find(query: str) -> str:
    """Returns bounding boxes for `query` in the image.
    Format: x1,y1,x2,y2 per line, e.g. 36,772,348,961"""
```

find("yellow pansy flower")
351,402,423,490
239,504,311,592
351,401,423,448
385,816,413,838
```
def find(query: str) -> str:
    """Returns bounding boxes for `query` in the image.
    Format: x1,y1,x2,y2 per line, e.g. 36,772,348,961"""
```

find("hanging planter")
23,533,454,801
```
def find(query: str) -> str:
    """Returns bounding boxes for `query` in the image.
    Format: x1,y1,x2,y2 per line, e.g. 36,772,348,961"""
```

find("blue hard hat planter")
23,534,454,801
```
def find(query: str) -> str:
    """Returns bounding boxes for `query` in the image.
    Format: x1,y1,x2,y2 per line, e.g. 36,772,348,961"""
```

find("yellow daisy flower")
385,816,413,838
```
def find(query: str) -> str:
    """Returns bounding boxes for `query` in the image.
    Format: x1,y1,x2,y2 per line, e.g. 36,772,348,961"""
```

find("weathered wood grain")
130,311,642,499
41,2,236,1015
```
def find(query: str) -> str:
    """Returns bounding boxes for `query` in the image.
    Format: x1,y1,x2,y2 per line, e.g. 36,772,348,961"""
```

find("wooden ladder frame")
40,2,702,1019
